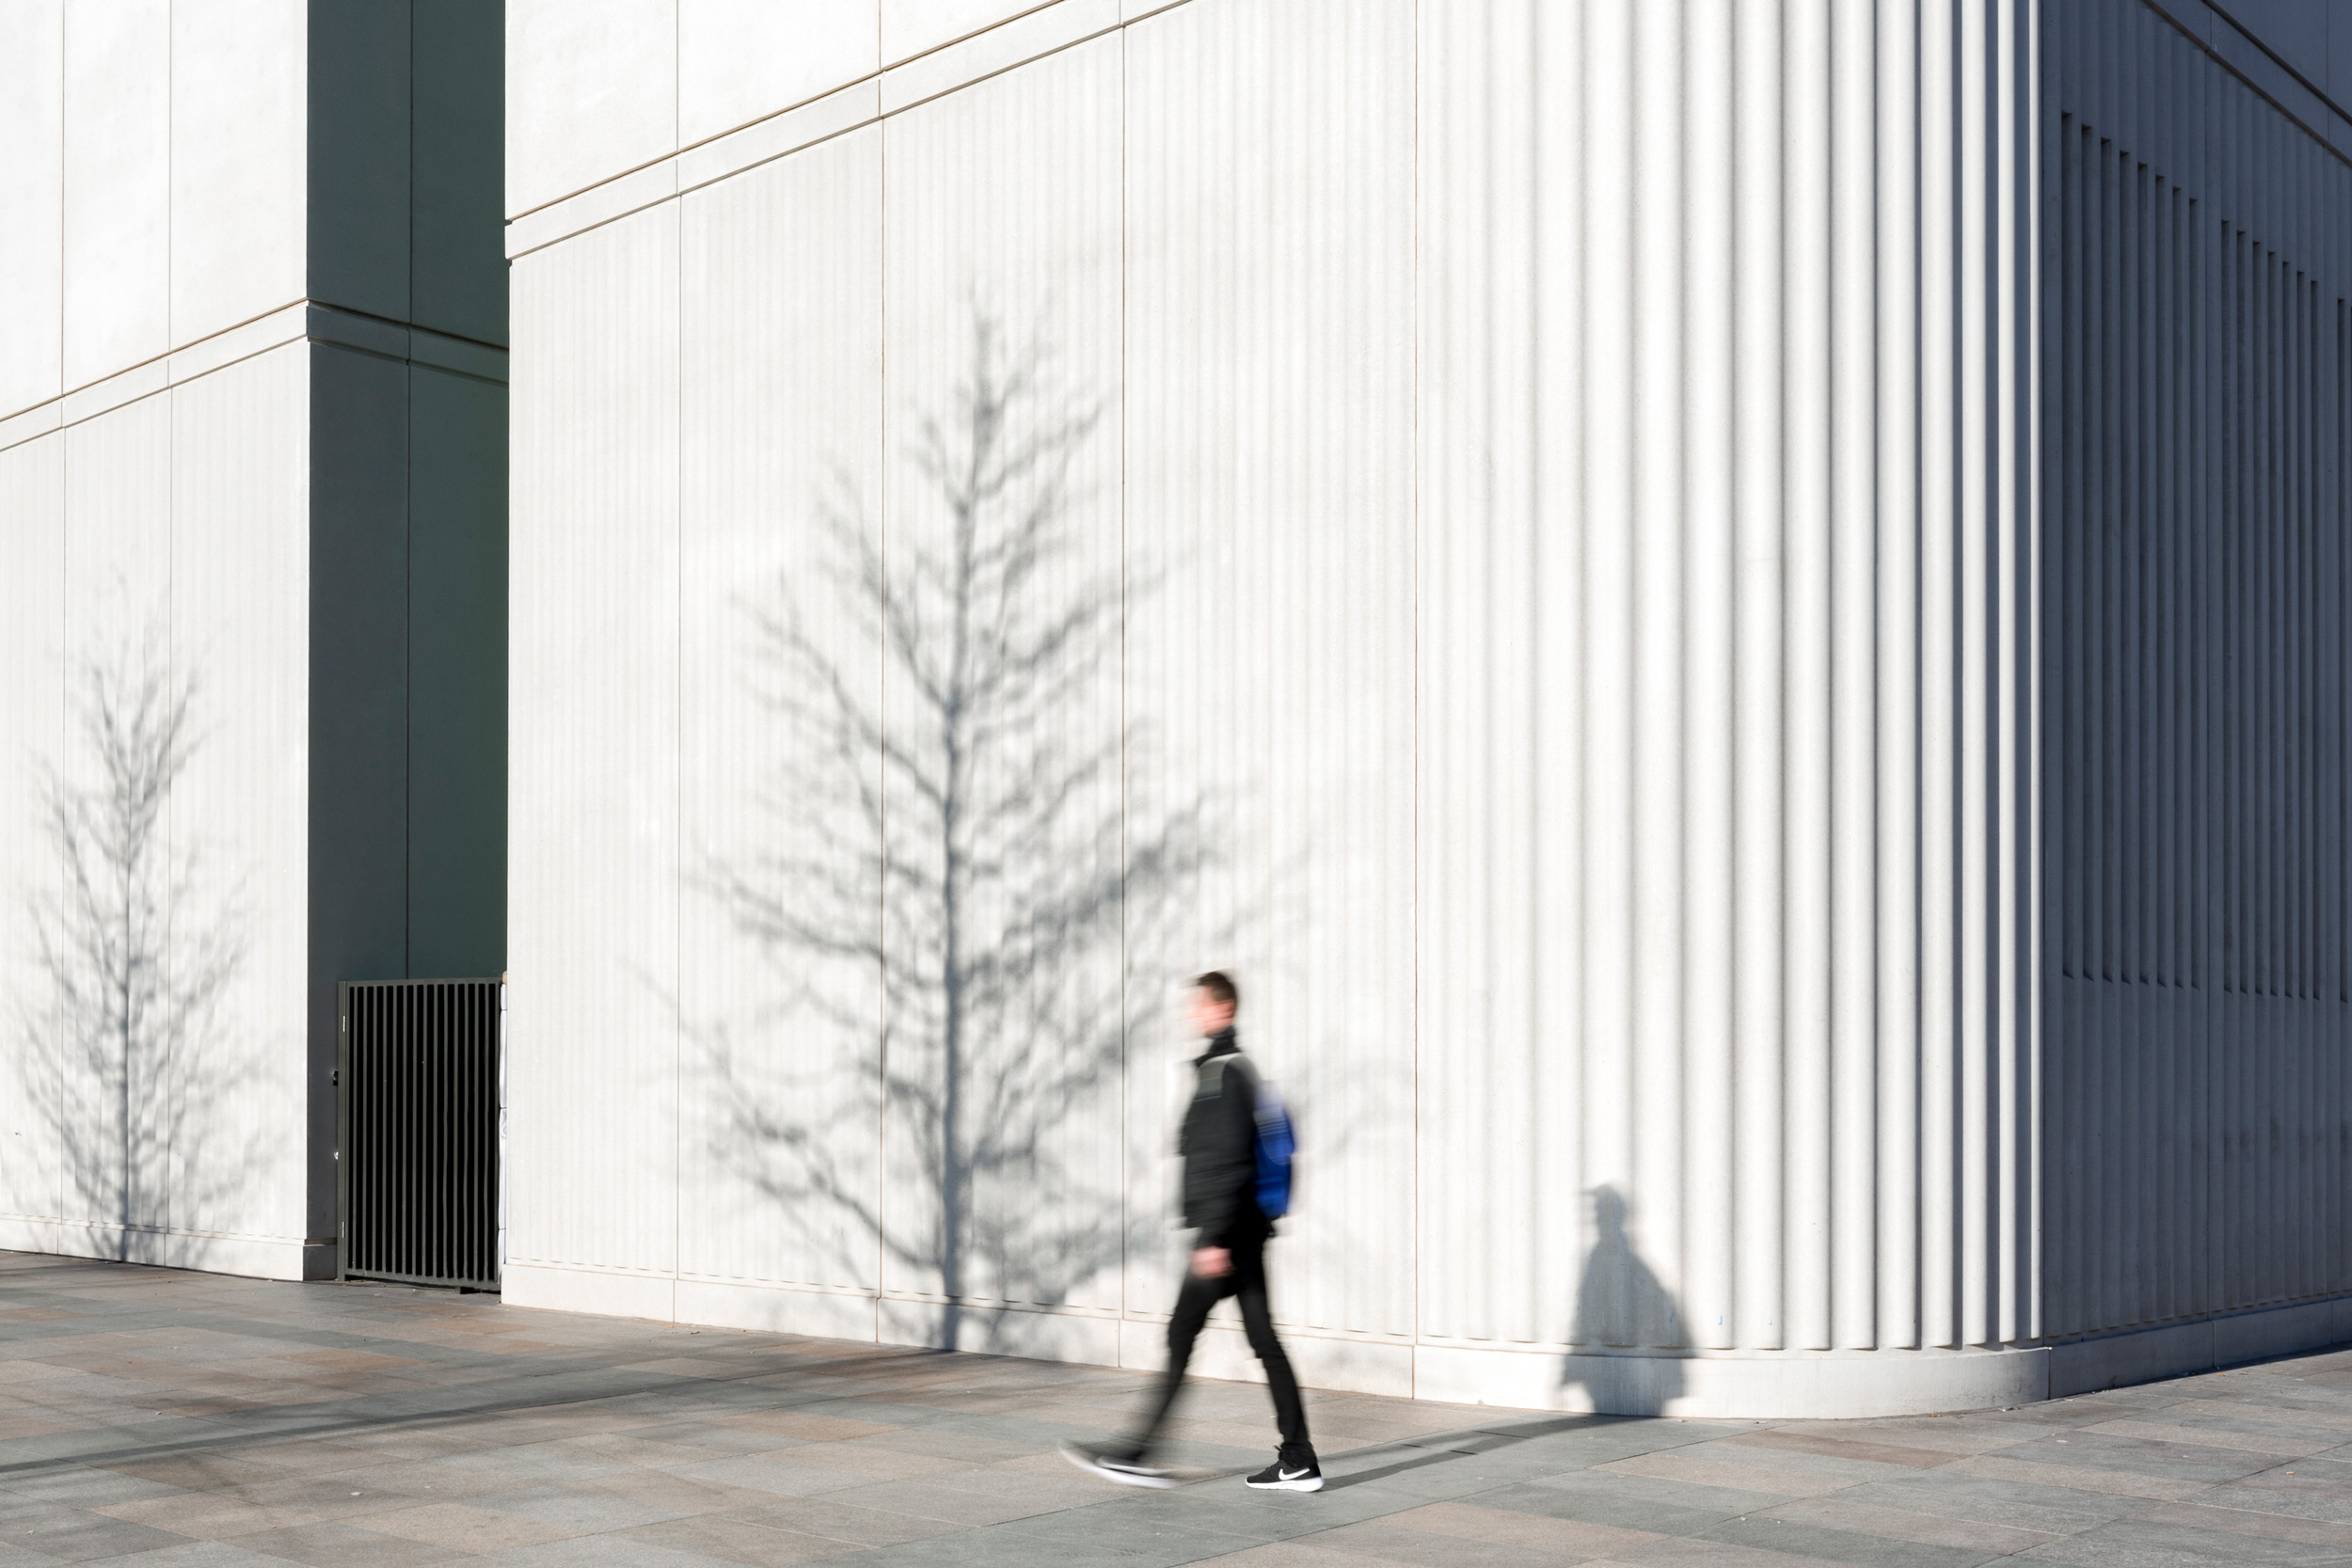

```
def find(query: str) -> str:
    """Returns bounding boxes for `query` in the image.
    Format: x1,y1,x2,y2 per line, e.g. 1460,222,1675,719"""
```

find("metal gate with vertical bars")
338,978,502,1290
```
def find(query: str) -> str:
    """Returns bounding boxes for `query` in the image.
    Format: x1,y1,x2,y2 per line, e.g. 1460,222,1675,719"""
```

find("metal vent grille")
338,979,502,1290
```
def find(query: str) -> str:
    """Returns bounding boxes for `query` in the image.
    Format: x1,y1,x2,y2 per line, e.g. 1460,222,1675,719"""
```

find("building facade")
8,0,2352,1422
0,1,506,1280
497,0,2352,1419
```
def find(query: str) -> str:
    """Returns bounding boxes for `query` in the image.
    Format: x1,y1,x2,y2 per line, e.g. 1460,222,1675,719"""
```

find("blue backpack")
1232,1054,1296,1219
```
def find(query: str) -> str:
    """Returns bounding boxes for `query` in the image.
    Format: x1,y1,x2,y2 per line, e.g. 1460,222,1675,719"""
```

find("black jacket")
1180,1029,1265,1247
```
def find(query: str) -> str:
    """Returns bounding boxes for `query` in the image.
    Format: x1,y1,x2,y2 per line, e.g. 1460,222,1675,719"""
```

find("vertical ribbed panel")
507,204,681,1281
1413,0,2037,1359
58,395,173,1236
2043,0,2352,1341
0,434,65,1226
0,349,313,1260
676,128,885,1307
169,345,309,1246
879,37,1126,1341
1125,0,1417,1353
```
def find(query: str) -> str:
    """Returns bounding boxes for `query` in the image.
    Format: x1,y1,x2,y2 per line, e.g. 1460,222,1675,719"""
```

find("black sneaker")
1060,1440,1178,1488
1246,1453,1324,1492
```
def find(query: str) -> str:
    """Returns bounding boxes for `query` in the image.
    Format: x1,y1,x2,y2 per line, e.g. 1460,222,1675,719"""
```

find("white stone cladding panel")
507,203,682,1284
1121,0,1419,1359
675,126,886,1309
168,0,306,351
0,348,314,1275
506,0,678,216
63,0,171,390
0,433,66,1225
59,396,175,1246
0,1,64,418
167,346,310,1256
883,0,1036,67
678,0,879,148
877,36,1126,1338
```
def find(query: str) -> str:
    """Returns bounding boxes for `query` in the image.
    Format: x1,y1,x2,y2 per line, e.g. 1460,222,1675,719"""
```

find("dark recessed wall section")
309,343,416,1245
2041,0,2352,1344
303,1,506,1244
2211,0,2333,91
309,0,413,325
408,364,508,981
412,0,508,347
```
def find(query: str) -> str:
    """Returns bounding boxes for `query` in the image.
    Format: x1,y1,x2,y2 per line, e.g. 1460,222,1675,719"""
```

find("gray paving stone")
2034,1516,2352,1565
1699,1514,2005,1567
0,1507,194,1563
1471,1471,1762,1535
65,1544,289,1568
30,1252,2352,1567
475,1533,739,1567
2018,1522,2352,1568
1842,1472,2153,1531
462,1481,697,1530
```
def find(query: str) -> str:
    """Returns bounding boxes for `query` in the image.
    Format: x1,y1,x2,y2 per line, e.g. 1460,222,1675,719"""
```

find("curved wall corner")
1417,1346,2051,1423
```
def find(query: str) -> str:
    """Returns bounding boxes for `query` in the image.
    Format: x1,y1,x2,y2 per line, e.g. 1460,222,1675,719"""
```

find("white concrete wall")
0,345,314,1279
504,0,2057,1419
503,0,1117,217
1,0,307,418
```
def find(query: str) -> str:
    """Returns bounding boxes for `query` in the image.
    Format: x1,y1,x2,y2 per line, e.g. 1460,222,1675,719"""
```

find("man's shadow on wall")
1561,1184,1687,1416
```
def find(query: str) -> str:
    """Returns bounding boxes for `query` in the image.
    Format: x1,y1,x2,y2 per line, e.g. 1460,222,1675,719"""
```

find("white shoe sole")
1247,1474,1325,1492
1060,1445,1179,1489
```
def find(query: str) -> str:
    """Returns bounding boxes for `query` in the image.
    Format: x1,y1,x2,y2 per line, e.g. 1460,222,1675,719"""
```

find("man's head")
1188,971,1238,1039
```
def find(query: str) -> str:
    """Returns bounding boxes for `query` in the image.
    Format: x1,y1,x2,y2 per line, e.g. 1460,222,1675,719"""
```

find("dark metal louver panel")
338,978,502,1291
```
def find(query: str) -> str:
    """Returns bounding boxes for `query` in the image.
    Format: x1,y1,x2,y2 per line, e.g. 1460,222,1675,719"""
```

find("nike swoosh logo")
1280,1468,1310,1479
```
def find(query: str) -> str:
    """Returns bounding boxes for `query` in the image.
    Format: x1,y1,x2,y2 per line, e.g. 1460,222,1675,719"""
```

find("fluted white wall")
1412,0,2042,1414
507,0,2352,1416
506,0,2037,1419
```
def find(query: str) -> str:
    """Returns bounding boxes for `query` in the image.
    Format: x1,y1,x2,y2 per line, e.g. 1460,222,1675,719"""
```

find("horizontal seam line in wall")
310,299,510,356
1,297,309,419
0,332,499,451
504,8,1177,254
0,299,509,440
3,1219,327,1245
502,0,1131,223
310,337,510,388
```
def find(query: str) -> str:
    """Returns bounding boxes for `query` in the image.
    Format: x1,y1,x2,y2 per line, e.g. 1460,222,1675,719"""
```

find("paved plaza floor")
8,1253,2352,1565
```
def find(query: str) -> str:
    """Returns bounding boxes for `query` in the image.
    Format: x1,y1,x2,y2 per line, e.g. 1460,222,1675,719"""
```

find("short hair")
1193,971,1239,1010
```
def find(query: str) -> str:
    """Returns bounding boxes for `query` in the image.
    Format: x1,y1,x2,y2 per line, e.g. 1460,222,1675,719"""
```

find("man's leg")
1230,1236,1311,1460
1130,1264,1229,1458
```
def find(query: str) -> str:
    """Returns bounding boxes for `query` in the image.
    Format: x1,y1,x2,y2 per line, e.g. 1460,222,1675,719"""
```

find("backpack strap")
1200,1051,1260,1097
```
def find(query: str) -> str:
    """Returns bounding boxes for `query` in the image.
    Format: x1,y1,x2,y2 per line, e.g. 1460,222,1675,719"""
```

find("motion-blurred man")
1063,971,1320,1492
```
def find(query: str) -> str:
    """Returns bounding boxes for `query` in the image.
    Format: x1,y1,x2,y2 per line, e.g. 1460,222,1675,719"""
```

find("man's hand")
1191,1246,1231,1279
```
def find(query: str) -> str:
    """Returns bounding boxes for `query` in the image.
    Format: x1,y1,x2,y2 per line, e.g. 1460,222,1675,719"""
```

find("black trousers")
1134,1229,1311,1460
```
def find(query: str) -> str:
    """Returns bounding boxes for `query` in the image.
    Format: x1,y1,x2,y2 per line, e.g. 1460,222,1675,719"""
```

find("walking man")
1064,972,1322,1491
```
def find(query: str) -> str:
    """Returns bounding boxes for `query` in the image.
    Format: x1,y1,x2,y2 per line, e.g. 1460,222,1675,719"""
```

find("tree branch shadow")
16,631,257,1262
688,307,1208,1351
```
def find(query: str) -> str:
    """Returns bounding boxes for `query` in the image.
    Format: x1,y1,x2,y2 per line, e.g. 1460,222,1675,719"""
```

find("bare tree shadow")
1562,1184,1687,1416
690,309,1204,1352
17,636,255,1261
